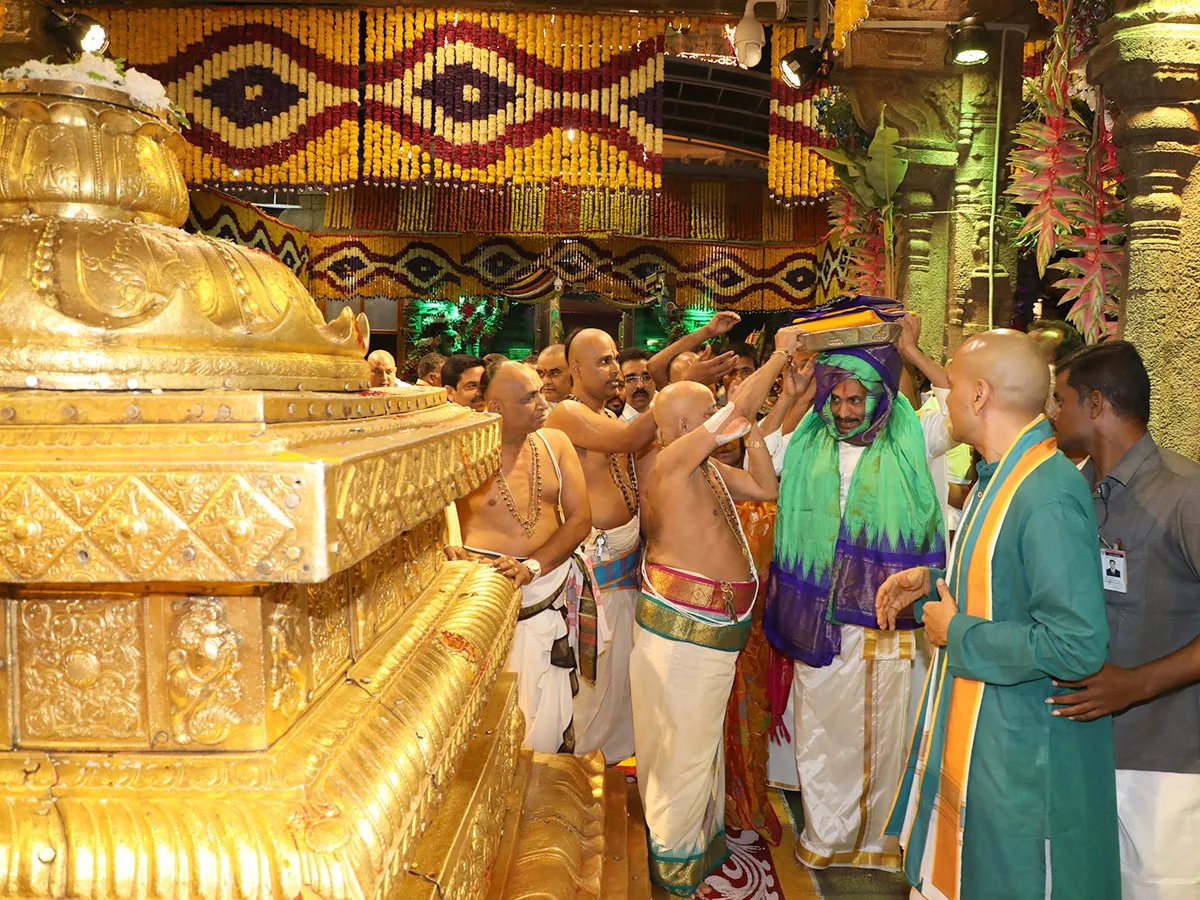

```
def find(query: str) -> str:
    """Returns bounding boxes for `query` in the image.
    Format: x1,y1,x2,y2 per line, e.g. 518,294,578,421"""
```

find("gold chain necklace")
700,461,754,575
566,394,639,518
494,435,542,536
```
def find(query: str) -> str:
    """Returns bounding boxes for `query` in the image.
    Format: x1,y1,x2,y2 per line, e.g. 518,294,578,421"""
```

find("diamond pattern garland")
92,7,361,189
362,9,680,192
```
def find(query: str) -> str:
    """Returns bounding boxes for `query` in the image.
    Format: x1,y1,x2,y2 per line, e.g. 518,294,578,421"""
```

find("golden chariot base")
0,76,649,900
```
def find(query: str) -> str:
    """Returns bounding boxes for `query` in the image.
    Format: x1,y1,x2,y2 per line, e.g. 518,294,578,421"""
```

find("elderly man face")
536,345,572,403
367,350,398,387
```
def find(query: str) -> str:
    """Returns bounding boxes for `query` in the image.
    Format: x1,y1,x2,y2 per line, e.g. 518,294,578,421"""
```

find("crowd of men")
365,313,1198,900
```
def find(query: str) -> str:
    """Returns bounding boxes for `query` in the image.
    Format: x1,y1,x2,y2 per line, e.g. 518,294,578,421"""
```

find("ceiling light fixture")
44,8,109,54
779,38,832,90
947,15,990,66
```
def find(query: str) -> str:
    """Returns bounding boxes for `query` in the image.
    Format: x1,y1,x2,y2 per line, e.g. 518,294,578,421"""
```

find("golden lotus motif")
0,76,646,900
0,79,369,392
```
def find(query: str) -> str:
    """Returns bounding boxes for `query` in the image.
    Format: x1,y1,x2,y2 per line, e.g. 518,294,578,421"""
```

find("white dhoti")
505,557,577,754
573,516,640,763
792,624,912,871
631,626,737,895
1116,769,1200,900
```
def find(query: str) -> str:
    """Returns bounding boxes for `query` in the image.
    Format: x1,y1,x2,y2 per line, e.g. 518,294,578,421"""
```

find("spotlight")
733,0,766,68
779,39,832,90
947,15,990,66
46,10,109,54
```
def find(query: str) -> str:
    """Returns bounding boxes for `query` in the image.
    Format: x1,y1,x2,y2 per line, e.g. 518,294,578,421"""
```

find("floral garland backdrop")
362,9,682,193
307,232,834,312
186,187,311,280
321,178,827,244
768,25,837,205
93,7,361,189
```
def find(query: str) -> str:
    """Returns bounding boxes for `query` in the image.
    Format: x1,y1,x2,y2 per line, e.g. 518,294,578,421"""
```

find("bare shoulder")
544,399,584,428
540,427,576,457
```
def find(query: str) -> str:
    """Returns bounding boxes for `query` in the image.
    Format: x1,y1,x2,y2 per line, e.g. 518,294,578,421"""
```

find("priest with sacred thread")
876,329,1119,900
632,326,802,898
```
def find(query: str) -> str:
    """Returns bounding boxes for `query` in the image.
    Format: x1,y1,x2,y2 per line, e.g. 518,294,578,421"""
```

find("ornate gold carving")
16,598,147,747
306,570,350,690
0,79,371,392
0,409,498,584
166,596,243,745
267,599,307,722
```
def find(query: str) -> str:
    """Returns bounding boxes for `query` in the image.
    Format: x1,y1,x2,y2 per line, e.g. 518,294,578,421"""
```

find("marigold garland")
768,25,838,205
362,9,686,194
92,6,360,189
832,0,871,52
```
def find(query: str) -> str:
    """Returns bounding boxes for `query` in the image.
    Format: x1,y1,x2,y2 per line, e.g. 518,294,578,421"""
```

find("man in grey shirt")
1049,340,1200,900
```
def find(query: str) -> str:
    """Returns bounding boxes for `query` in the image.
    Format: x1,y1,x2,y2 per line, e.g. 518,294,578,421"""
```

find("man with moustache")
633,331,797,897
442,354,486,412
536,344,572,406
545,329,660,762
618,348,657,421
877,330,1117,900
768,342,945,873
447,361,592,753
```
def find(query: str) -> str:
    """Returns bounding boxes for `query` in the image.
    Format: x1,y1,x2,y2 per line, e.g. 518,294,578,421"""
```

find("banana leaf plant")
815,105,909,299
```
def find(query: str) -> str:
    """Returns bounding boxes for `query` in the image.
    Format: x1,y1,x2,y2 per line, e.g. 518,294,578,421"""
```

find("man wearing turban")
766,344,945,873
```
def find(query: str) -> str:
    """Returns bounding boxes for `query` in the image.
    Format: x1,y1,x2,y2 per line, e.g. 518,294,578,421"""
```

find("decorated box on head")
792,295,904,352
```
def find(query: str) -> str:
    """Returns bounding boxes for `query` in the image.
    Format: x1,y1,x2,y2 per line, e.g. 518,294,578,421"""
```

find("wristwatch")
524,559,542,579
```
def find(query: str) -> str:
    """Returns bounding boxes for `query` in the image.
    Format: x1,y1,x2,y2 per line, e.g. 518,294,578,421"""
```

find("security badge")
1101,548,1127,594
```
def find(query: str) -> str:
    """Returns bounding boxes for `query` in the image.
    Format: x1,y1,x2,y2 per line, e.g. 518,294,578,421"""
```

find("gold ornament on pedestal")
0,69,643,900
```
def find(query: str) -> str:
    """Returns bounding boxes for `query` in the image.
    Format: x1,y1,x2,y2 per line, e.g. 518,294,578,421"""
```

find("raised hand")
875,566,931,630
784,354,816,397
774,324,808,354
703,311,742,338
687,348,738,386
898,313,922,352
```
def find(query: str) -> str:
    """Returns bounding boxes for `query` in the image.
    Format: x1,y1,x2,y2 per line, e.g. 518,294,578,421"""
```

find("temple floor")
639,785,910,900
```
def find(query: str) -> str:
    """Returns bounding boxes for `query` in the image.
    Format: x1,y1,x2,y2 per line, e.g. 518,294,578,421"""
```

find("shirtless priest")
633,328,801,898
447,361,592,753
545,329,660,762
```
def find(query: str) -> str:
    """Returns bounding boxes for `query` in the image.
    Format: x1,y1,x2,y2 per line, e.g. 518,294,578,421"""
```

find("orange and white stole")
888,416,1058,900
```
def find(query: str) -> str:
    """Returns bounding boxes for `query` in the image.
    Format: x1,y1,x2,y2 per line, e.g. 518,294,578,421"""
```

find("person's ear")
676,415,690,435
970,378,991,415
487,399,501,414
1088,389,1105,421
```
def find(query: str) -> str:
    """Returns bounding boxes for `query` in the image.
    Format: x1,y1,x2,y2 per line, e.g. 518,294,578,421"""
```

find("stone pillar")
836,14,1022,359
1089,0,1200,457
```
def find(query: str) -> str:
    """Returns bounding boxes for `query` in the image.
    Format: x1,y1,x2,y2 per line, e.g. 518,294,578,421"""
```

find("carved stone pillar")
1089,0,1200,457
838,18,1022,358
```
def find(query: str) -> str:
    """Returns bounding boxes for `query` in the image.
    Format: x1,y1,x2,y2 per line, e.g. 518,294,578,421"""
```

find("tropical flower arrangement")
816,105,908,299
1008,0,1123,342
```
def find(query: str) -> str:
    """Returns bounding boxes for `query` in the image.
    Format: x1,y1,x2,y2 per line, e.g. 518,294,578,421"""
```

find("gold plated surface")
0,560,520,900
0,79,371,392
0,399,498,584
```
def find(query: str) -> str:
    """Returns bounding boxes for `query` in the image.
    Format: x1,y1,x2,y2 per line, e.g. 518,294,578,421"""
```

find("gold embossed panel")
14,598,146,750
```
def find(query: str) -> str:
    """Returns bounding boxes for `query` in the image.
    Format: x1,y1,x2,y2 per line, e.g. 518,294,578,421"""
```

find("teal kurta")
888,419,1119,900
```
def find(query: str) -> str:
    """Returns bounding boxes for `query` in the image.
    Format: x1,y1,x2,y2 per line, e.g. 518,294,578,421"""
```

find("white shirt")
838,443,867,512
739,424,795,478
621,398,654,422
916,388,962,533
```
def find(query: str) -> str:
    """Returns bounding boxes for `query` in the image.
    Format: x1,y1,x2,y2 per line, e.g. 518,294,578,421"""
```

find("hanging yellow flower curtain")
93,7,361,188
362,9,679,193
768,25,838,205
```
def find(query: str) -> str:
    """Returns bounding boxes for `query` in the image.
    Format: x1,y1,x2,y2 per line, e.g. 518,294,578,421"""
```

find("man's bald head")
565,329,621,402
484,360,548,434
367,349,397,387
654,381,718,443
946,329,1050,446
